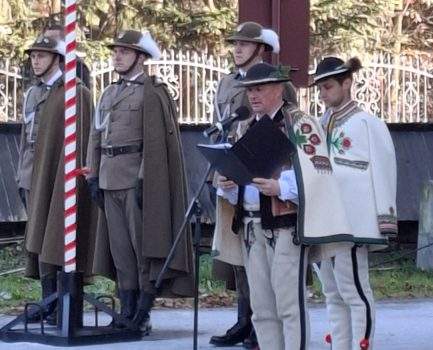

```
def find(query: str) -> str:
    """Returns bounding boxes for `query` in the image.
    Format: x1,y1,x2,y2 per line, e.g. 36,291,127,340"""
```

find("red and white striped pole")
64,0,77,273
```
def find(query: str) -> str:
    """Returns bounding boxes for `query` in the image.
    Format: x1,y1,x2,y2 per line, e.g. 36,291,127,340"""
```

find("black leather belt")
244,210,261,218
101,144,142,157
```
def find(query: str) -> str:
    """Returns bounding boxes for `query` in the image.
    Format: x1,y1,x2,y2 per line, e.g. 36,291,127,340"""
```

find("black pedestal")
0,271,142,346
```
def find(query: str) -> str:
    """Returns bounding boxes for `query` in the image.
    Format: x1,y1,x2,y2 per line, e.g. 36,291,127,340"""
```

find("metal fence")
1,51,432,124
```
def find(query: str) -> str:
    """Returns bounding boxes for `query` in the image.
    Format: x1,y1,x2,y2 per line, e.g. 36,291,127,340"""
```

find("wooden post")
238,0,310,87
416,180,433,271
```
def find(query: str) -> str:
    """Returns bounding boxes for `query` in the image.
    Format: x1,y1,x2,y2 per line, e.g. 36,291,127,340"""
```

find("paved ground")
0,299,432,349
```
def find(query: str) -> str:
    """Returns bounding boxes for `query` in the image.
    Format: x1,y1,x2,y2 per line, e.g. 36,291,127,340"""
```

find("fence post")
416,180,433,271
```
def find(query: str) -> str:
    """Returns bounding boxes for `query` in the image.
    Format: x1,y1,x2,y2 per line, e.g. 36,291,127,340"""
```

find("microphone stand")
155,130,227,350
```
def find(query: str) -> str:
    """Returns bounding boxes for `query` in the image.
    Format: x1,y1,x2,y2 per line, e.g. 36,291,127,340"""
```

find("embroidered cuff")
378,214,398,235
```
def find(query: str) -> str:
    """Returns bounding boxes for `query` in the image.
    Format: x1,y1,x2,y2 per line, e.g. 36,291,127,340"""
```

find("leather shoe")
209,319,251,346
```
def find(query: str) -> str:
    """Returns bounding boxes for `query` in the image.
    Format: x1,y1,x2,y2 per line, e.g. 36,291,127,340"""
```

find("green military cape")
92,76,194,298
24,79,96,278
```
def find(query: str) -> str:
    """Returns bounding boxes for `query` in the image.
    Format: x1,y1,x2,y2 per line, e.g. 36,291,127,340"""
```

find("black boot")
41,273,58,326
243,327,259,349
132,291,154,335
113,290,138,328
25,273,57,324
209,297,252,347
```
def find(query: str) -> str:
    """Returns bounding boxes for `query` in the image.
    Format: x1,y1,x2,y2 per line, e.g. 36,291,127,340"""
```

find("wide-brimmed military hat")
311,56,362,85
107,30,161,60
235,62,294,87
226,22,280,54
25,35,65,56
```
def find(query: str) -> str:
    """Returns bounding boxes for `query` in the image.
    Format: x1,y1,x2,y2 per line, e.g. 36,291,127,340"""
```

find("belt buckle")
248,211,254,218
105,145,114,157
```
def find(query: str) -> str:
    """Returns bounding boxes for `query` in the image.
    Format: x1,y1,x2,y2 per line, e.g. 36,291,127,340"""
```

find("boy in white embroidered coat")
313,57,398,350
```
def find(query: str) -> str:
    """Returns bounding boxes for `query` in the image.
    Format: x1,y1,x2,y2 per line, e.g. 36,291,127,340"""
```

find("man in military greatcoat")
210,21,297,349
19,35,94,324
87,30,194,334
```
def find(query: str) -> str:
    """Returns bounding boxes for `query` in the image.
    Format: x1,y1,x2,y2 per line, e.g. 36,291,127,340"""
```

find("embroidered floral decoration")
293,124,321,156
300,123,312,134
331,131,352,155
309,134,321,145
303,144,316,155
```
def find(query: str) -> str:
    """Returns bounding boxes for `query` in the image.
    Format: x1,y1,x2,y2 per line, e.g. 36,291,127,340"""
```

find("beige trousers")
241,218,309,350
319,245,375,350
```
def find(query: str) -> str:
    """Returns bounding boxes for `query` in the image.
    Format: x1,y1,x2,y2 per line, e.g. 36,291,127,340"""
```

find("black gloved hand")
18,187,27,209
87,177,105,210
135,178,143,210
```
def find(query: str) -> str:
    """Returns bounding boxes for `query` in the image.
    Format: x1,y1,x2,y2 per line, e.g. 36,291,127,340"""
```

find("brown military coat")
90,74,194,298
24,78,96,279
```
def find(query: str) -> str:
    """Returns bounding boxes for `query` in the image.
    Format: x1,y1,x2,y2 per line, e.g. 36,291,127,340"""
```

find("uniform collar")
117,72,145,85
235,60,263,80
41,69,62,87
126,71,144,81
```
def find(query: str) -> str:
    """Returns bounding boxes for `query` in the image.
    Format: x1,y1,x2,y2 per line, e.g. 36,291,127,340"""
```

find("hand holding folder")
197,115,295,185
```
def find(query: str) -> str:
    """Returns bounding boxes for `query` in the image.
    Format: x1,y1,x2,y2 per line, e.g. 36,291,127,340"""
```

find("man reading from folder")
213,62,352,350
217,63,306,349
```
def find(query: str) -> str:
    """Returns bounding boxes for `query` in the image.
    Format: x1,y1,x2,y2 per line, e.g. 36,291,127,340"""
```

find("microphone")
203,106,251,138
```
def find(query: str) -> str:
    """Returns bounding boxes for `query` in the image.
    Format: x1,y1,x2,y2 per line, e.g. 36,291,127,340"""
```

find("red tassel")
360,338,369,349
325,333,332,344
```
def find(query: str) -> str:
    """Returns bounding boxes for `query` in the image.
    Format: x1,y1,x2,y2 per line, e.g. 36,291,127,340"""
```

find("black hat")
311,56,362,85
236,63,294,87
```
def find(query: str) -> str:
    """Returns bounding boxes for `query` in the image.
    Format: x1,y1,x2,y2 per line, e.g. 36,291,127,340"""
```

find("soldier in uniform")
313,57,397,350
210,21,297,349
87,30,193,334
17,37,63,209
19,35,94,324
216,62,354,350
21,22,91,91
42,22,91,89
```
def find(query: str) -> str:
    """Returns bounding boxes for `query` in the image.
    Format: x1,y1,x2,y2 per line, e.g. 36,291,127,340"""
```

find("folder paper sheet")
197,116,295,185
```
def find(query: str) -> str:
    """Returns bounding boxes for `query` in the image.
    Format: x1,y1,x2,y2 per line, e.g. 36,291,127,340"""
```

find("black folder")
197,115,295,185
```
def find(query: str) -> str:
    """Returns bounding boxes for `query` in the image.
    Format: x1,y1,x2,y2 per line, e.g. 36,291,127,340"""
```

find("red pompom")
360,338,370,349
325,333,332,344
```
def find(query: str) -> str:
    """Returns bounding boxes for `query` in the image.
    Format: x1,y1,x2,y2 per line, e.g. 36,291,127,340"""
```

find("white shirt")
217,102,298,207
122,72,144,83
